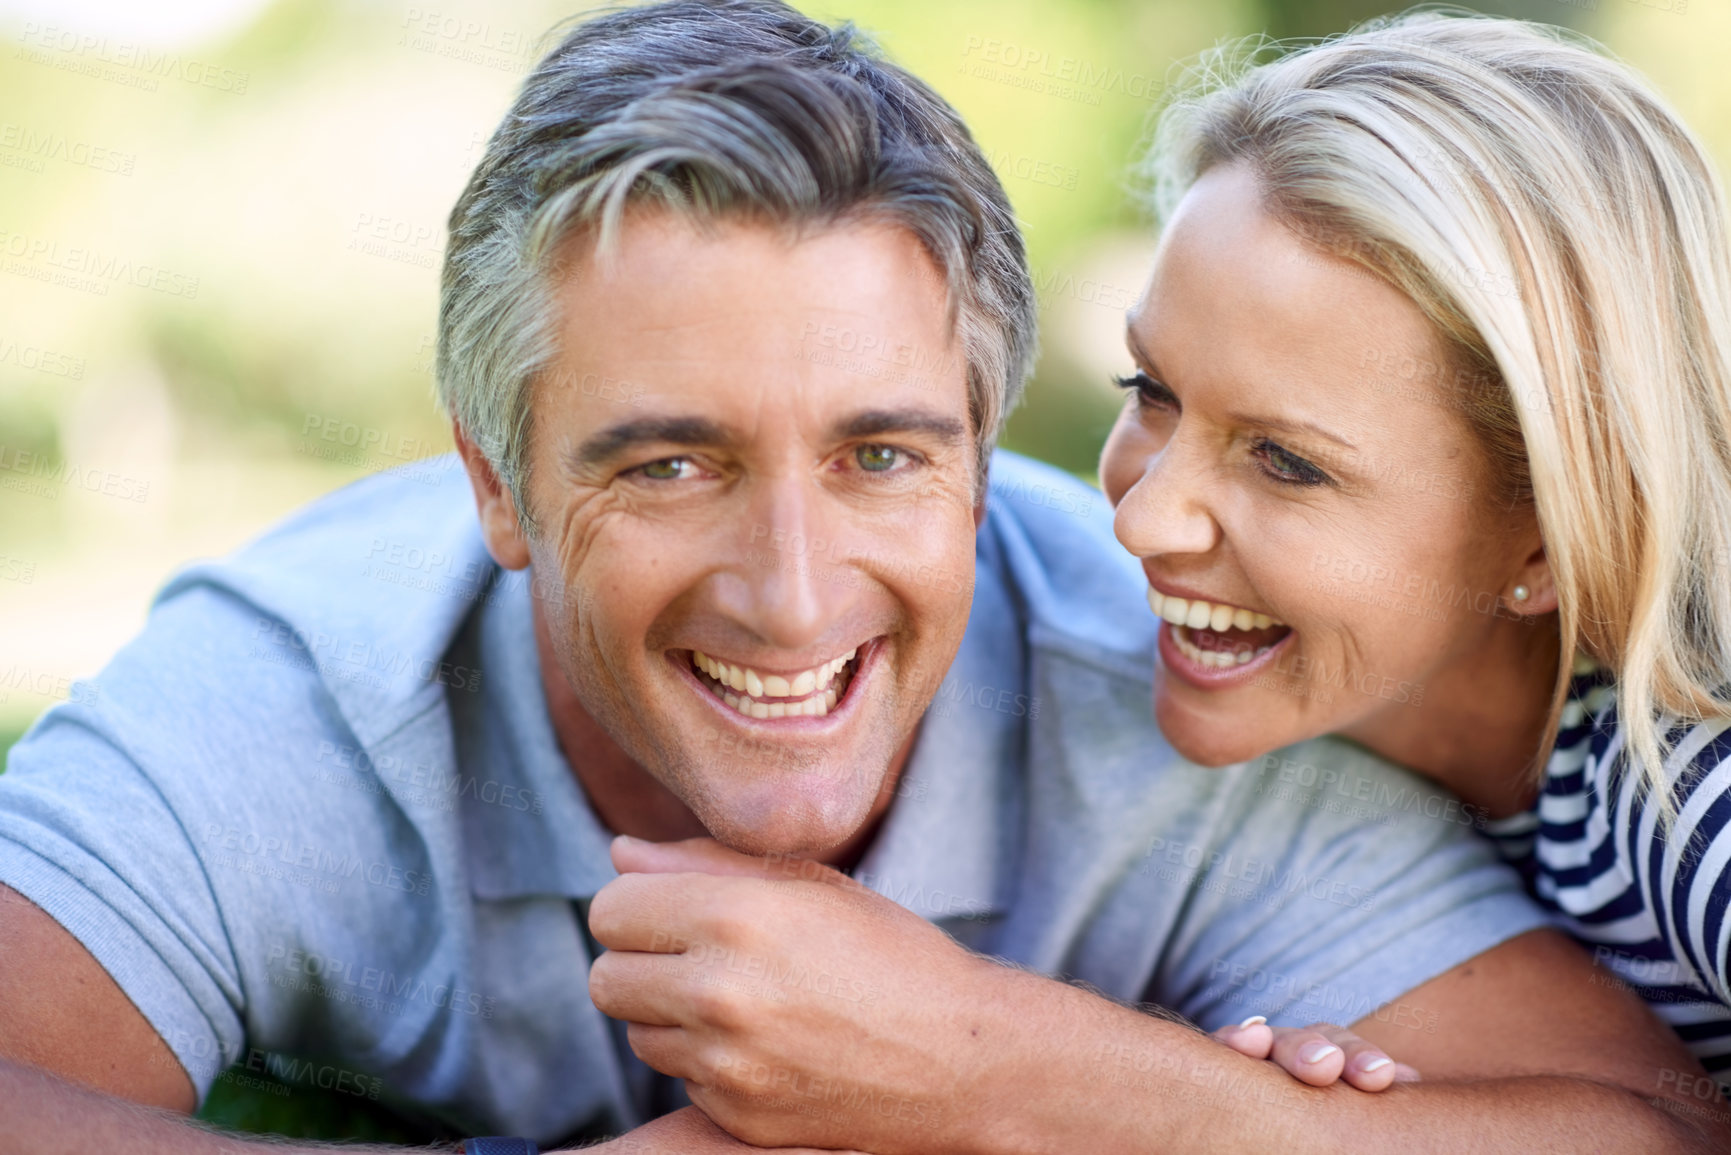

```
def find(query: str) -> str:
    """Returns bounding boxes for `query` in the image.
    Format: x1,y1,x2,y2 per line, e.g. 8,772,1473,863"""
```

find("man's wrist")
943,960,1101,1155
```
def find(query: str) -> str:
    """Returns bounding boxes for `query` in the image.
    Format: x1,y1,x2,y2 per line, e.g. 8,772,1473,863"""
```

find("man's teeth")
691,649,857,719
1146,588,1284,632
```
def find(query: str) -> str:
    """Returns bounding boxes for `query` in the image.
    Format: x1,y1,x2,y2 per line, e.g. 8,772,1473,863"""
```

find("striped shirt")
1485,658,1731,1092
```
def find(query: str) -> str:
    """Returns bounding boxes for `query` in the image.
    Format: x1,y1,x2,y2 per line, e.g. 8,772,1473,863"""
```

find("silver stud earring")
1513,585,1530,602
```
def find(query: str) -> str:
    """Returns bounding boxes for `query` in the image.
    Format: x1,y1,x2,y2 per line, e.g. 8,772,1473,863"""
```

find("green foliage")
197,1067,439,1144
1256,0,1600,40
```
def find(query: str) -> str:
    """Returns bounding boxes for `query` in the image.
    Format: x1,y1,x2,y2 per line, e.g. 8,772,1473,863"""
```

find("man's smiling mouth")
688,648,861,718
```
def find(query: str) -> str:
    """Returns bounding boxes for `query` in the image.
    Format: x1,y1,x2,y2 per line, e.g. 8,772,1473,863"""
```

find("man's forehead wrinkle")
598,309,778,338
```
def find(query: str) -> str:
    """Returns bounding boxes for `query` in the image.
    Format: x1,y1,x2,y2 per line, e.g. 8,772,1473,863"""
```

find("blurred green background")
0,0,1711,1139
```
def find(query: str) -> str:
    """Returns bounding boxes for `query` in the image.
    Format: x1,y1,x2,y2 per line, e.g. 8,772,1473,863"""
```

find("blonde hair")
1147,11,1731,806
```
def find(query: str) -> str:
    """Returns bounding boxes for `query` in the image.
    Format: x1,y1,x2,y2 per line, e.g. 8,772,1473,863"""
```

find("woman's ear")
1509,537,1559,616
454,422,532,571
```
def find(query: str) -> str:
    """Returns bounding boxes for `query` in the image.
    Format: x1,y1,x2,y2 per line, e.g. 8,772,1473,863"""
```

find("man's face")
510,211,977,856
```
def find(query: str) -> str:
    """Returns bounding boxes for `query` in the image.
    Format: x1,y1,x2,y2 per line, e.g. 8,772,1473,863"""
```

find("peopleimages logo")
1140,835,1378,912
265,943,497,1019
0,333,85,379
958,35,1164,106
0,123,135,176
0,228,198,298
15,22,250,93
249,618,483,694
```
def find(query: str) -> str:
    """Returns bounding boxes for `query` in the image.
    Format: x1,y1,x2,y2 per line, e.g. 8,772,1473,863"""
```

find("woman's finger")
1212,1015,1274,1060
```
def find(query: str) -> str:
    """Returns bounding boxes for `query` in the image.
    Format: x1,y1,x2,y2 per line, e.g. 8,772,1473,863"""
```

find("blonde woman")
1101,12,1731,1096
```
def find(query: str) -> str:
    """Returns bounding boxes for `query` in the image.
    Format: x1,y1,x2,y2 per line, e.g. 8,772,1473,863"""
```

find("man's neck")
530,590,909,870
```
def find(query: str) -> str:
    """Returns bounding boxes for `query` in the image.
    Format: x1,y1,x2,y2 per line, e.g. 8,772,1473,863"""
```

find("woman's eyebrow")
1228,410,1359,453
1127,318,1359,453
1124,327,1165,379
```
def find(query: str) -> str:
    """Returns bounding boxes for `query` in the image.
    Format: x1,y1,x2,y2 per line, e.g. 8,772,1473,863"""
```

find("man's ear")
973,465,990,531
454,422,531,571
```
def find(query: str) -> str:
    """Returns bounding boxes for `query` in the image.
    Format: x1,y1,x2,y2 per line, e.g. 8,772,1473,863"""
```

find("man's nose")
1112,432,1222,562
723,478,857,651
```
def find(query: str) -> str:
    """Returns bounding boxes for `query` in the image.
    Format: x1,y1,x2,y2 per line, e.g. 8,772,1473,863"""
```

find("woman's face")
1100,163,1536,767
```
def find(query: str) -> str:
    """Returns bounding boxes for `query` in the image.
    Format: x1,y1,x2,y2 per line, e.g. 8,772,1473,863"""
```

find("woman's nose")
1111,437,1221,562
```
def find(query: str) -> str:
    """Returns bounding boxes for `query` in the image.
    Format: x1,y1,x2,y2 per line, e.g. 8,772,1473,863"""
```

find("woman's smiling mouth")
1148,587,1294,682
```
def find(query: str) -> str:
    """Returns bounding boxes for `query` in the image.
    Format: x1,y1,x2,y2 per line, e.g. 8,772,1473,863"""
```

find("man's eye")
856,444,903,473
1252,439,1330,488
637,457,694,481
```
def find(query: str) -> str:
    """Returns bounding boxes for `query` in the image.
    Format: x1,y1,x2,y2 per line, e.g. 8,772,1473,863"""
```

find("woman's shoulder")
1578,658,1731,797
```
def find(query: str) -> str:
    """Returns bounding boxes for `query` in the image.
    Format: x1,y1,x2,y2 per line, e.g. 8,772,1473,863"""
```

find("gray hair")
437,0,1036,533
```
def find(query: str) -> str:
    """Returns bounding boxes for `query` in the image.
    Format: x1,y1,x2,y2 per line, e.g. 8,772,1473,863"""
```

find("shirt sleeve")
1154,736,1557,1031
0,581,359,1103
0,702,245,1097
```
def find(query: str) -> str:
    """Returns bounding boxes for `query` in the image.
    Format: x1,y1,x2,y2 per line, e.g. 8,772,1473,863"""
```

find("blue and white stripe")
1485,663,1731,1093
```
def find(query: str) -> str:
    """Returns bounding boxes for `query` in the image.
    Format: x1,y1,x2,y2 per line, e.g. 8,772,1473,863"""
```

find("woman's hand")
1211,1018,1421,1091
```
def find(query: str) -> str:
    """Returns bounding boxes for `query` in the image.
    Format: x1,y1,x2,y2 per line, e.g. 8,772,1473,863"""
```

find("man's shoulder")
150,455,495,744
981,451,1155,680
1218,735,1494,840
165,453,483,607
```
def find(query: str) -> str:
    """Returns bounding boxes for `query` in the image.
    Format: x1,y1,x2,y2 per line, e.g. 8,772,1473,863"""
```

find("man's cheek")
543,486,634,575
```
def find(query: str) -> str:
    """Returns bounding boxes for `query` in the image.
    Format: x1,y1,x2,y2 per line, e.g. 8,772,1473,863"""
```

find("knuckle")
689,979,747,1029
586,881,631,941
696,892,753,945
587,955,617,1005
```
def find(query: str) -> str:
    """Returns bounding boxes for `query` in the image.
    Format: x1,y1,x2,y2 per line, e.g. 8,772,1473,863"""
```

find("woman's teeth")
1171,625,1271,669
692,649,857,719
1147,588,1285,632
1147,589,1288,670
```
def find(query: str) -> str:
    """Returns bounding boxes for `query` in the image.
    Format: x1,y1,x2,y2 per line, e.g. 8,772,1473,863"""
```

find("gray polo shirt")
0,451,1549,1143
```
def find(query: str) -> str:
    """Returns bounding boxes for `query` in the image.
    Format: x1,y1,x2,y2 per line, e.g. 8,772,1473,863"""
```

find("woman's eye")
1112,372,1177,411
637,457,695,481
856,444,903,472
1253,439,1330,487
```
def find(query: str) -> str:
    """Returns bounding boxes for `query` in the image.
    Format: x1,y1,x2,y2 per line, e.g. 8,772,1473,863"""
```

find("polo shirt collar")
463,568,619,901
847,553,1025,925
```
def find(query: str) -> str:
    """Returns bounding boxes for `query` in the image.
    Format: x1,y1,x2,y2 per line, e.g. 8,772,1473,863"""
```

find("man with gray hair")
0,2,1719,1153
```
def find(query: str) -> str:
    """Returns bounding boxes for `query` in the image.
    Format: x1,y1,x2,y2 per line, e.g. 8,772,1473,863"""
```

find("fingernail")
1238,1015,1267,1029
1299,1042,1341,1065
1359,1056,1392,1073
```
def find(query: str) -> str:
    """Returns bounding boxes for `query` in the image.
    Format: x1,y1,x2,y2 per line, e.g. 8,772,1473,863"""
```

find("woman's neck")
1341,615,1564,819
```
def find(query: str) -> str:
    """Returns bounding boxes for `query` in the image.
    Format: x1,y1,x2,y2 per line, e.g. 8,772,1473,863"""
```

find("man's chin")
685,779,885,859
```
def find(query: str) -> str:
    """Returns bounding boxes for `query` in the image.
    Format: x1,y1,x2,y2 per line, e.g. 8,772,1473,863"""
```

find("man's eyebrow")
1125,322,1358,453
833,408,967,445
568,416,732,469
